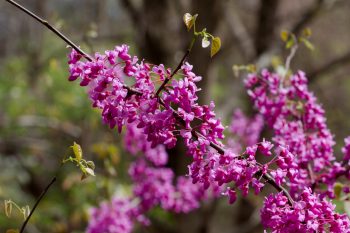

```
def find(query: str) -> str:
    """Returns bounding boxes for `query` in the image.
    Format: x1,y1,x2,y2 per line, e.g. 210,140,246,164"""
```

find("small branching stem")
6,0,294,208
155,37,196,97
285,43,299,75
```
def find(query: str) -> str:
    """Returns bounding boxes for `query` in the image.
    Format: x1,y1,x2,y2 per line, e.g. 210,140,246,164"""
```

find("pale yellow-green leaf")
86,161,95,170
302,28,312,37
280,30,289,42
183,13,197,31
85,167,95,177
247,64,257,73
201,37,210,48
71,142,82,161
210,37,221,57
4,200,12,217
25,205,30,218
285,38,295,49
300,37,315,51
232,65,240,77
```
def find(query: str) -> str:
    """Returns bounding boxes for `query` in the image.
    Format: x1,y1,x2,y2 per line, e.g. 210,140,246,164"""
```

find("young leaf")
302,28,312,38
202,37,210,48
4,200,12,217
85,167,95,177
285,37,295,49
86,161,95,169
210,37,221,57
280,30,289,42
71,142,82,161
183,13,197,31
300,37,315,51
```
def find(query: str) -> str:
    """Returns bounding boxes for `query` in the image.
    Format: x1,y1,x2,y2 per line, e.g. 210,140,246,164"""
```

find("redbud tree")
4,1,350,233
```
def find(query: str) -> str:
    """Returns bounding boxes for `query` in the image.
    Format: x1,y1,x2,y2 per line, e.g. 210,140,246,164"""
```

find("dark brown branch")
155,37,195,97
20,177,57,233
155,50,189,97
6,0,294,207
162,101,295,206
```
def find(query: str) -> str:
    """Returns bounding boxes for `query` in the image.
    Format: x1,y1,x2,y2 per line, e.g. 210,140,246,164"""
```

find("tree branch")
155,37,195,97
6,0,294,208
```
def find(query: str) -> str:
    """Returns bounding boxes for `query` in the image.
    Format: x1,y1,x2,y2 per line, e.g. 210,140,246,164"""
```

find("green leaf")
86,161,95,169
85,167,95,177
4,200,12,217
280,30,289,42
300,37,315,51
210,37,221,57
201,37,210,48
285,37,295,49
71,142,82,161
183,13,197,31
21,206,30,219
302,28,312,38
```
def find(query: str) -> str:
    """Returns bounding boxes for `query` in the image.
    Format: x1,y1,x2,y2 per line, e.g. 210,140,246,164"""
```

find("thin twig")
5,0,294,207
20,177,57,233
155,37,196,97
285,43,299,76
162,101,295,206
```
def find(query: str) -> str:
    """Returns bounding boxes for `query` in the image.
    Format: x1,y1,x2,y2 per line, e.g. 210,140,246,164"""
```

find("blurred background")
1,0,350,232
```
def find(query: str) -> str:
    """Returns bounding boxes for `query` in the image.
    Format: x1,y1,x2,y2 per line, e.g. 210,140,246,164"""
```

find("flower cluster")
227,109,264,153
245,70,339,195
87,197,146,233
261,188,350,232
68,47,350,233
125,122,207,213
